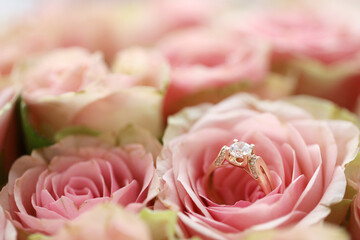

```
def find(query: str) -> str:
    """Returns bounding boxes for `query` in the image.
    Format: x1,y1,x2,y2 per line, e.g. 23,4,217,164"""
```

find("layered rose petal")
156,94,359,239
0,136,157,235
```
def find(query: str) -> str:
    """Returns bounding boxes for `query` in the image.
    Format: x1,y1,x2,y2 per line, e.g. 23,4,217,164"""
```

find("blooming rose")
0,134,159,236
0,0,216,76
28,203,151,240
17,47,164,140
226,3,360,111
156,94,359,239
157,28,295,119
0,206,16,240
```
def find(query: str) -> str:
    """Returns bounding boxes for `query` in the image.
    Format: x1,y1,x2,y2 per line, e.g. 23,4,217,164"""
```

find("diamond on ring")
206,140,275,195
229,140,253,159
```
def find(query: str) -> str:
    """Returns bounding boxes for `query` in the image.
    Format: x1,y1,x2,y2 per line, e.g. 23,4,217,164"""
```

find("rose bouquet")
0,0,360,240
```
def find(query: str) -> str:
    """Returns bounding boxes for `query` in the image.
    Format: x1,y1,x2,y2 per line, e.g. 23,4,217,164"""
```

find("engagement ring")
205,140,275,200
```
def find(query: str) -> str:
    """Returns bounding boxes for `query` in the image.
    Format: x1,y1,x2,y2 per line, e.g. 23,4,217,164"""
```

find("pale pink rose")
227,4,360,111
0,136,157,236
157,28,295,119
0,206,17,240
0,0,216,76
0,82,20,172
156,94,359,239
18,48,164,139
29,203,151,240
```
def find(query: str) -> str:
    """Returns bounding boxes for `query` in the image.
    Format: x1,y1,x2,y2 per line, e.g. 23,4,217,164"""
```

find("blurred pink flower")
29,203,151,240
228,4,360,111
234,8,360,64
0,0,216,76
157,28,294,119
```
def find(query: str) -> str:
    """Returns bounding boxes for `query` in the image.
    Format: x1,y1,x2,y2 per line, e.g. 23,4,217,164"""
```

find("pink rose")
157,28,295,119
227,3,360,111
0,135,158,235
29,204,151,240
156,94,359,239
0,206,16,240
17,48,164,140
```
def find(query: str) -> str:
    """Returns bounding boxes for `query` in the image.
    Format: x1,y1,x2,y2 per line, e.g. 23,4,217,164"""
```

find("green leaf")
19,98,53,153
54,126,99,142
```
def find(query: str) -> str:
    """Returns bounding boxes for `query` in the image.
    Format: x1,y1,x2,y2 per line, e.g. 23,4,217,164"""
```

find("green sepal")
19,98,53,153
54,126,99,142
27,234,48,240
